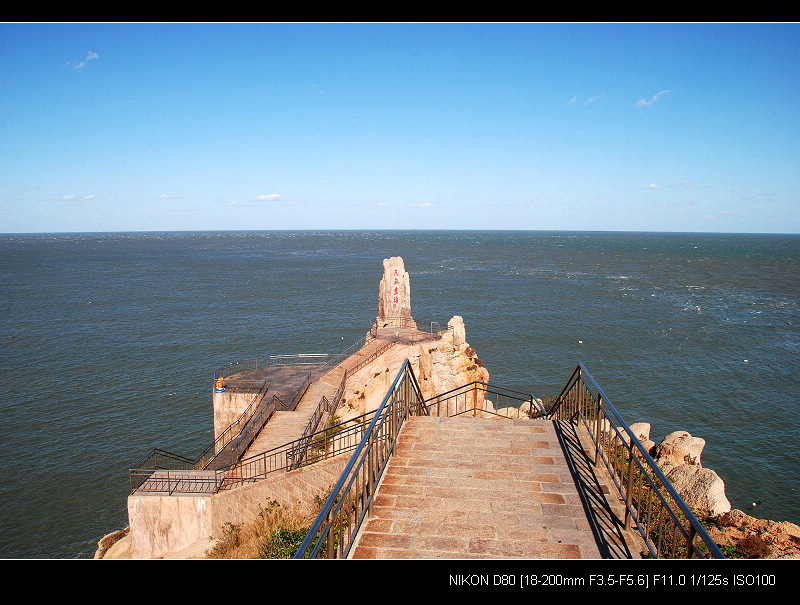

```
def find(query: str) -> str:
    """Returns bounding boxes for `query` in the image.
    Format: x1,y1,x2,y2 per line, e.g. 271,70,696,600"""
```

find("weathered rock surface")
378,256,413,322
340,315,490,421
706,509,800,559
94,527,131,559
654,430,706,472
664,464,731,517
626,422,656,453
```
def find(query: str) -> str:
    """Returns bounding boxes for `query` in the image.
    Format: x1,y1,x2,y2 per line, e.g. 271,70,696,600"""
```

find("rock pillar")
378,256,413,326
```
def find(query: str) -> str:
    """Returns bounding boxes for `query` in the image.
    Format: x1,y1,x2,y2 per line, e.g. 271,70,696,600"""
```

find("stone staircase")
242,337,394,459
349,415,646,559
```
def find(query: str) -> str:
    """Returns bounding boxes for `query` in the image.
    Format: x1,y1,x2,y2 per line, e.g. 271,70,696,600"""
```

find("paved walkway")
242,337,396,458
349,415,645,559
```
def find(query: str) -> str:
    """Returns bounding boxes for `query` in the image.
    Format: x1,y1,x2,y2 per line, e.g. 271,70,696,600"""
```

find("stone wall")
126,455,349,559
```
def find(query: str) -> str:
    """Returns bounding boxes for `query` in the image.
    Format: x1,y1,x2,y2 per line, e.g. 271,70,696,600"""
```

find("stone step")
349,415,643,559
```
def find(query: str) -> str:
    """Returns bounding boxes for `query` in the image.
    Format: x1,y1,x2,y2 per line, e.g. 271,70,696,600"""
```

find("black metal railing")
547,363,725,559
230,394,288,464
424,381,548,419
194,381,269,469
293,359,427,559
219,409,379,491
129,448,200,493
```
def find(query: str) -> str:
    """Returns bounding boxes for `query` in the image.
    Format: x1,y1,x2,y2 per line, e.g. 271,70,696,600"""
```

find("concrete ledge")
128,454,350,559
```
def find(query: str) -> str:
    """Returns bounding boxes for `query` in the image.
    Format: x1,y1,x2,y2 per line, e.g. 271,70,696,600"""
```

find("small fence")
424,381,548,419
214,353,332,381
129,449,203,494
547,363,725,559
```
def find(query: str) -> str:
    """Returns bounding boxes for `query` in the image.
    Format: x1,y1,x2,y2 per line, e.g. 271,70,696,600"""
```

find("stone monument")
377,256,413,327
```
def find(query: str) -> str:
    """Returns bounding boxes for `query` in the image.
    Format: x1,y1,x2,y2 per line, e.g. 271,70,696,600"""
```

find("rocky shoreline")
626,423,800,559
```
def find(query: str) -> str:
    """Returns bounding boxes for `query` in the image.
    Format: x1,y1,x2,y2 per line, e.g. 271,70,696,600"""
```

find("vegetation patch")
206,498,326,559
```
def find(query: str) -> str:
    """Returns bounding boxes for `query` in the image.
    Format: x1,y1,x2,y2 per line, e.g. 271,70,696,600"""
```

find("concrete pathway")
349,415,645,559
242,337,395,459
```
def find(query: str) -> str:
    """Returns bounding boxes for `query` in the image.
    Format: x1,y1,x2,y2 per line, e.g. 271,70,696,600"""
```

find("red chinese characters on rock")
378,256,412,322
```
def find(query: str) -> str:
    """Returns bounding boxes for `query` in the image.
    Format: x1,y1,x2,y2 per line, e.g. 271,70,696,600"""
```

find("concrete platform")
349,415,646,559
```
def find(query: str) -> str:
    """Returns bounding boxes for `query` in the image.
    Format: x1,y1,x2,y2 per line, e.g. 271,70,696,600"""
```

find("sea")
1,230,798,559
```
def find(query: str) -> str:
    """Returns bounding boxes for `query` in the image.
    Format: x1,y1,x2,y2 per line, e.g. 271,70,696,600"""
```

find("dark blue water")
1,230,798,558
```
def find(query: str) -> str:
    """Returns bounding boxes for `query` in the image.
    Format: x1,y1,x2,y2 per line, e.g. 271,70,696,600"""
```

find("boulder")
626,422,656,455
664,464,731,517
654,430,705,472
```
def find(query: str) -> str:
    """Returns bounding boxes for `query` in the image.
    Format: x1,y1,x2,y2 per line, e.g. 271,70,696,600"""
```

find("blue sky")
1,22,798,234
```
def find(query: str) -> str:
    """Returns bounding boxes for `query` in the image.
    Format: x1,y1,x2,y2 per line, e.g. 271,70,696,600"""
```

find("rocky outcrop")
707,509,800,559
94,527,130,559
340,257,491,421
378,256,413,323
340,315,490,421
654,430,706,472
625,424,731,518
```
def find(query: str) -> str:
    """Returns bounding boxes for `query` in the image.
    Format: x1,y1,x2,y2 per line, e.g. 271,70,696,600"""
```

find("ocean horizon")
1,229,798,558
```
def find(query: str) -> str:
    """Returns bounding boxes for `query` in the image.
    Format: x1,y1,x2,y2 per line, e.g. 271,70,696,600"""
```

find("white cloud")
158,193,184,199
584,95,604,105
635,90,671,108
408,202,432,208
67,51,99,70
567,96,577,105
254,193,281,201
646,180,707,190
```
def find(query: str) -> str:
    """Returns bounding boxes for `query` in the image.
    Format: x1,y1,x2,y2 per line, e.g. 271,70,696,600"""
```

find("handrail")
128,448,197,493
294,359,427,559
194,381,269,469
219,408,381,491
289,340,397,470
547,363,725,559
230,394,288,464
214,330,382,381
214,354,332,380
424,380,548,419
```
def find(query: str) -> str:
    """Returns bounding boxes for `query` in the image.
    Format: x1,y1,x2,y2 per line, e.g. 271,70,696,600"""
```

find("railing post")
624,446,635,530
686,525,698,558
326,507,335,559
367,430,375,518
594,395,603,466
472,384,477,417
